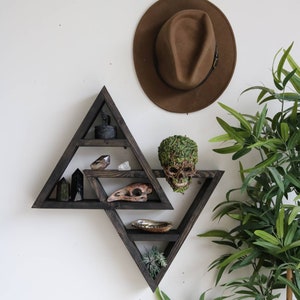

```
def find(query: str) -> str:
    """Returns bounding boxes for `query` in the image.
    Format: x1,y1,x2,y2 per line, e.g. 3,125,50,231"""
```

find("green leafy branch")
200,43,300,299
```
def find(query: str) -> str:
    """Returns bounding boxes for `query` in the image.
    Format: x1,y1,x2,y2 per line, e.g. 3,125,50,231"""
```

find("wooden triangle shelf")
33,86,172,210
104,169,223,291
32,86,223,292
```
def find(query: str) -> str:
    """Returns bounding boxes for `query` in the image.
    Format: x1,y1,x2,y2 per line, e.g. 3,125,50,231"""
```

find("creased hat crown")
155,9,216,91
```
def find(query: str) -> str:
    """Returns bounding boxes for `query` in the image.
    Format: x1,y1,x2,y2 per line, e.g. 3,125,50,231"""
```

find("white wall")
1,0,300,299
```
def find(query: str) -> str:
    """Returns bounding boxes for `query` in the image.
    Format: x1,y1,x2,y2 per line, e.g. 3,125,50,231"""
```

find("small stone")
118,161,131,171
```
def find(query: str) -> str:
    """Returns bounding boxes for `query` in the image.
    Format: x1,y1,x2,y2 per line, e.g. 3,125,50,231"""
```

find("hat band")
196,45,219,89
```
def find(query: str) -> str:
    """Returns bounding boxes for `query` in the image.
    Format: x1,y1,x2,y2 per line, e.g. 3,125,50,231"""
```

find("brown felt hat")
133,0,236,113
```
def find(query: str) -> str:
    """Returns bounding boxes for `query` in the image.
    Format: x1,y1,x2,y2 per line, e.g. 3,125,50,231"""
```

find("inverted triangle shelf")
103,169,223,291
32,86,223,292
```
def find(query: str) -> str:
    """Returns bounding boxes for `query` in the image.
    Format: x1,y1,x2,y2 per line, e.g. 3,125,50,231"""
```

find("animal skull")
158,135,198,193
163,160,196,192
107,183,152,202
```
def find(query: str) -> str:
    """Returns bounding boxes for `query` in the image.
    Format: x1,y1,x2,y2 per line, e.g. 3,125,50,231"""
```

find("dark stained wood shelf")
38,199,171,210
127,229,180,241
32,86,223,292
84,169,152,178
77,139,130,147
83,169,219,178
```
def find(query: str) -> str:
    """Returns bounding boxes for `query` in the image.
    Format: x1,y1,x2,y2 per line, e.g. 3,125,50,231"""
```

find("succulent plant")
142,246,167,279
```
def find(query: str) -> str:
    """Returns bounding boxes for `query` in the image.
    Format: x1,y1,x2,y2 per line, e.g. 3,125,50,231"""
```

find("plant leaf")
209,133,231,143
241,86,274,99
278,274,300,298
218,102,252,133
284,220,298,246
254,230,280,245
277,42,294,81
242,153,282,173
213,143,243,154
276,207,285,239
279,242,300,255
287,51,300,76
280,122,290,142
247,138,283,151
218,248,252,268
253,104,268,137
287,130,300,149
258,94,277,105
253,240,282,253
216,117,245,143
288,206,300,225
268,167,285,193
285,173,300,190
283,68,297,88
232,146,252,160
274,92,300,101
198,230,230,238
155,288,171,300
290,99,299,122
257,89,268,103
282,69,300,93
199,291,206,300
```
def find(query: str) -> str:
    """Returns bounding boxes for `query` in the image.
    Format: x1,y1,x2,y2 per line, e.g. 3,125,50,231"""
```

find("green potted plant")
155,43,300,300
198,42,300,299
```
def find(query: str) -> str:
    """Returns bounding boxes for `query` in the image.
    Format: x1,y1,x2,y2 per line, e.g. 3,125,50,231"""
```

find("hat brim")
133,0,237,113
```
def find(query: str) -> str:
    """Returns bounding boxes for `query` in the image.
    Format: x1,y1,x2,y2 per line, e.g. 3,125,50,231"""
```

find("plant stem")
286,268,293,300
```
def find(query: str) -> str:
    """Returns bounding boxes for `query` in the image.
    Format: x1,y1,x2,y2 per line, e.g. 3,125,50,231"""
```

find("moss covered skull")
158,135,198,193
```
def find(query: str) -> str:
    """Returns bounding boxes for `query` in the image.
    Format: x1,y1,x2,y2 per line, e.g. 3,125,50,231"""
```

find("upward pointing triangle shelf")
32,86,223,292
33,86,172,210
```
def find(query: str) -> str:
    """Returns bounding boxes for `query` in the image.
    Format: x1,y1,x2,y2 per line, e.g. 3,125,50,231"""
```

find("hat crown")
155,9,216,91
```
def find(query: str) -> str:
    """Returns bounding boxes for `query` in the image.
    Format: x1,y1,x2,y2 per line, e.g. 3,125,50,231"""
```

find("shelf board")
127,229,180,241
38,199,172,210
83,169,220,178
78,139,130,147
83,169,150,178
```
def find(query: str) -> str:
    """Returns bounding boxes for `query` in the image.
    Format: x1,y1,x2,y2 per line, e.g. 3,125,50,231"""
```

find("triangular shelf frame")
32,86,172,210
32,86,224,292
100,170,224,291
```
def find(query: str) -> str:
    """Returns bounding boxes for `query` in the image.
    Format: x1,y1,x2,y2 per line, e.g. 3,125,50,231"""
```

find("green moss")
158,135,198,166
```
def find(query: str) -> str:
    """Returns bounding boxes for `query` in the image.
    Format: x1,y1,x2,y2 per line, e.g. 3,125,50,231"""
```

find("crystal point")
56,177,70,201
70,168,84,201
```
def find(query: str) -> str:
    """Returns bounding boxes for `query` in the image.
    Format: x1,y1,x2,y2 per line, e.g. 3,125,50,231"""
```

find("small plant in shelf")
142,246,167,279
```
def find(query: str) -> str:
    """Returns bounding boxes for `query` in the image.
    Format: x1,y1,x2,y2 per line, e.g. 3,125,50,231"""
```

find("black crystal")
70,168,84,201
